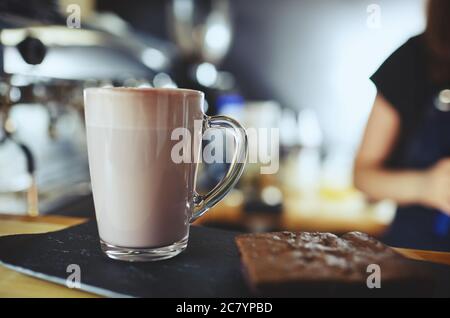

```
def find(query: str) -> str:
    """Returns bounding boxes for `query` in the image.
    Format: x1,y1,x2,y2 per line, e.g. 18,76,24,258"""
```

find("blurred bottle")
282,108,322,196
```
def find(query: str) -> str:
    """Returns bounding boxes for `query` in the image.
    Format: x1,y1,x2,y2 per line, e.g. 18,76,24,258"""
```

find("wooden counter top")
0,214,97,298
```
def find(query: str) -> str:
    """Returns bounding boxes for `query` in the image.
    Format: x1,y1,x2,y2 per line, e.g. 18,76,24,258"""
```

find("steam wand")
0,122,39,217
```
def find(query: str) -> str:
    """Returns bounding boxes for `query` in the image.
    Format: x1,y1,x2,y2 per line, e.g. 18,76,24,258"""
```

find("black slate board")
0,221,251,298
1,221,449,298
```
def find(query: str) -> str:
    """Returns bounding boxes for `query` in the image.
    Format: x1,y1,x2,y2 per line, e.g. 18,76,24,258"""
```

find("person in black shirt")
354,0,450,251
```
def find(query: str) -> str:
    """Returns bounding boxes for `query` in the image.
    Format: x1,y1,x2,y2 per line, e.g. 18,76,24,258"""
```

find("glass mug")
84,87,248,261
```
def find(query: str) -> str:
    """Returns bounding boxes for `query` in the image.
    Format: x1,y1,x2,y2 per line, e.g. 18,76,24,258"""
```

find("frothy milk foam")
84,88,203,248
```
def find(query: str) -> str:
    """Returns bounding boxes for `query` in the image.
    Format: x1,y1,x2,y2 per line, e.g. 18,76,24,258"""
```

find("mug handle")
190,115,248,223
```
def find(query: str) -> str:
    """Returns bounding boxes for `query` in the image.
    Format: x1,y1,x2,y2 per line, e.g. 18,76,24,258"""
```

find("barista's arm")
354,94,450,214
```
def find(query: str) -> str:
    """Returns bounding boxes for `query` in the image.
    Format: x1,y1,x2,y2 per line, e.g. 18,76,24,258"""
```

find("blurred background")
0,0,427,237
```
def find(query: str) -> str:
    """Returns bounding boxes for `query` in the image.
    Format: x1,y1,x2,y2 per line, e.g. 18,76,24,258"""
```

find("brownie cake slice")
235,231,433,297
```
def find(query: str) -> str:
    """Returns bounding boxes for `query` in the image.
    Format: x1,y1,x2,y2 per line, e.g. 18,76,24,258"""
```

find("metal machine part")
0,9,177,215
168,0,232,65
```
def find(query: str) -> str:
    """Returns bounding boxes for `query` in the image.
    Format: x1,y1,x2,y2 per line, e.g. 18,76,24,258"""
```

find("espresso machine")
0,5,175,215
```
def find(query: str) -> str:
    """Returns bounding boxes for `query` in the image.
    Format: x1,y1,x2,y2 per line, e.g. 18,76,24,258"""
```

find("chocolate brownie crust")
235,231,429,295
